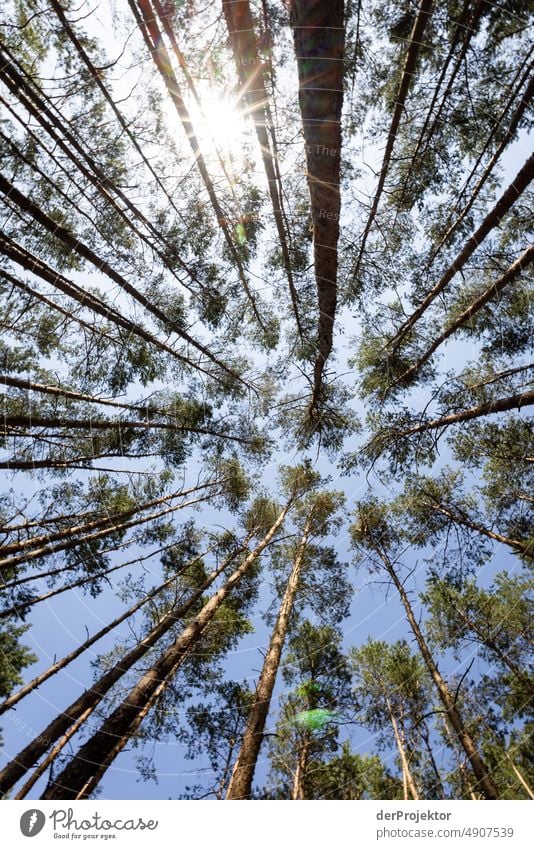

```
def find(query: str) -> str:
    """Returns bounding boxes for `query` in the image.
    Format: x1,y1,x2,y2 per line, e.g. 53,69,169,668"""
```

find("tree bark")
290,737,310,800
350,0,434,288
221,0,303,336
0,480,219,568
0,234,216,380
131,0,267,334
387,699,419,800
0,173,241,381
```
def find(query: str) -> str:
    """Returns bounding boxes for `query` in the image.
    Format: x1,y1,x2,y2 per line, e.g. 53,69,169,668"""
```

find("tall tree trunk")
387,699,419,800
41,500,292,799
428,68,534,267
0,409,251,445
380,548,500,799
226,517,313,798
427,500,532,560
221,0,302,336
290,737,310,800
48,0,202,295
0,234,217,381
0,173,241,380
421,724,446,799
0,541,249,796
131,0,267,335
290,0,345,407
377,389,534,447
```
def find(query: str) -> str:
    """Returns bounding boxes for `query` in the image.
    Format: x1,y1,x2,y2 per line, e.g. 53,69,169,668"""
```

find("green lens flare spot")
235,222,247,245
293,708,337,731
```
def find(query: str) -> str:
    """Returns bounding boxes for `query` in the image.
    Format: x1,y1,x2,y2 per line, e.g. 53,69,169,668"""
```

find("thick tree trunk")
290,0,345,405
41,501,292,799
226,518,313,798
0,541,248,796
381,549,500,799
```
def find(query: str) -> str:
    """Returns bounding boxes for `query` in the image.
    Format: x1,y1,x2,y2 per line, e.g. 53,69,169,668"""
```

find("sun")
187,85,248,155
197,90,246,148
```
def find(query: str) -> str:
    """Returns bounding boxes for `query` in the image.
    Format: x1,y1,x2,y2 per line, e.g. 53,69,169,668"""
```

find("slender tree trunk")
429,68,534,267
397,243,534,386
390,152,534,351
421,725,446,799
350,0,434,288
429,501,532,560
0,234,216,381
0,480,219,567
221,0,302,336
386,388,534,443
15,707,94,800
40,501,292,799
0,410,250,445
48,0,202,294
0,544,215,714
0,42,207,299
380,549,500,799
387,700,419,800
507,756,534,799
0,541,249,796
226,518,313,798
0,173,241,380
393,0,482,213
131,0,267,334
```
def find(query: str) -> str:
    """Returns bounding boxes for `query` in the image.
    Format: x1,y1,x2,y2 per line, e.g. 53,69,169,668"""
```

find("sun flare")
196,90,246,149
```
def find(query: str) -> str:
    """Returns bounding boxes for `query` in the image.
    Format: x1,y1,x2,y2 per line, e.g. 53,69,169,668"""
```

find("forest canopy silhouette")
0,0,532,800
